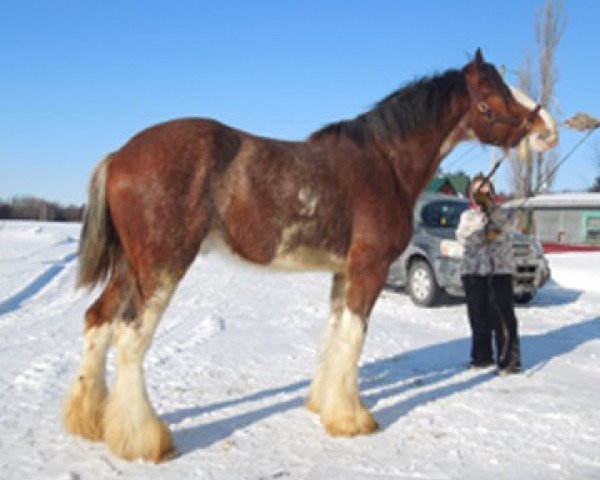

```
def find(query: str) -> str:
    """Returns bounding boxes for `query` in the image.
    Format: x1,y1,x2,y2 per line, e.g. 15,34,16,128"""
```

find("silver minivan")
387,193,550,307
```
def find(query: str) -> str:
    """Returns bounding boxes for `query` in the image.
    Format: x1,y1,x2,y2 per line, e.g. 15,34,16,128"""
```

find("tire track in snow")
0,251,78,316
149,312,226,370
0,243,88,393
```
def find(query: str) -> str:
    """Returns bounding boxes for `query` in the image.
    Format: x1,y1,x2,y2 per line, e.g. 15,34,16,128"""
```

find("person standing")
456,174,521,374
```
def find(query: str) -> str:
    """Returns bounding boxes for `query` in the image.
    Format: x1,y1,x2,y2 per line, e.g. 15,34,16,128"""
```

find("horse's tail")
77,155,119,289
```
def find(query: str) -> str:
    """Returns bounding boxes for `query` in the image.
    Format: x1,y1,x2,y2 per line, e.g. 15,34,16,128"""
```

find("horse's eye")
477,101,490,113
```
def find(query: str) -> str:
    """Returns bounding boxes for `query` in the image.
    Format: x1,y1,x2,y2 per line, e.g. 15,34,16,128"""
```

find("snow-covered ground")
0,221,598,480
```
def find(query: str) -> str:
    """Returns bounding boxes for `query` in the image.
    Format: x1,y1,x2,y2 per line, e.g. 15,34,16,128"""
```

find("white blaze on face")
508,85,559,152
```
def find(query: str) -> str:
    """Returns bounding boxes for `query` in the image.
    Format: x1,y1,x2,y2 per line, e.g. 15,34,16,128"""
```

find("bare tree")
534,0,565,192
510,50,535,198
509,0,566,198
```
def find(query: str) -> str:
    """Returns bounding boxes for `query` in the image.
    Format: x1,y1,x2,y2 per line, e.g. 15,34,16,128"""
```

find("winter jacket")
456,204,515,276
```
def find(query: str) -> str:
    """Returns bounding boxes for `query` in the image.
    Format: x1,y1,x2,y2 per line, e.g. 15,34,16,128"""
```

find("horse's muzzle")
530,128,559,152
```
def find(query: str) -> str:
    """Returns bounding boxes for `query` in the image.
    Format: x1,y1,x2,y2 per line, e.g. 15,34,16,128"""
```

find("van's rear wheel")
407,259,442,307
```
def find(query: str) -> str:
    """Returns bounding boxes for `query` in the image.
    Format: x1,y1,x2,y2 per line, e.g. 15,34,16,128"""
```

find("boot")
498,339,521,375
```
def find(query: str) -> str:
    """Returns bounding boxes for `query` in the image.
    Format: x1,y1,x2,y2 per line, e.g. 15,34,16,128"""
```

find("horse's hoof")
322,407,379,436
305,397,320,414
160,446,181,462
105,418,174,462
63,377,107,442
103,397,174,462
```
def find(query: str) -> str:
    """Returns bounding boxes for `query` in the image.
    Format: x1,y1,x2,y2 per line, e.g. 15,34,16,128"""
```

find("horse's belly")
269,222,346,272
199,231,346,273
269,246,346,272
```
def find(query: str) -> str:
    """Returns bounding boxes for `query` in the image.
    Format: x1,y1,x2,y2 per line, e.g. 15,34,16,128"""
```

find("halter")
467,85,542,145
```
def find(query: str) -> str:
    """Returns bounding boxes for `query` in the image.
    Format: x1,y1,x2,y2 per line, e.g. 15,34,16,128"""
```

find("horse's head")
462,49,558,152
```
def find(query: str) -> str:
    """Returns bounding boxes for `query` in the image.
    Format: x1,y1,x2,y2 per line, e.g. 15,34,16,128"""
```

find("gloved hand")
485,225,501,242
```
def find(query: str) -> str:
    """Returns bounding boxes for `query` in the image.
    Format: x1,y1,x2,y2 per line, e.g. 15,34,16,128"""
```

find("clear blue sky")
1,1,599,205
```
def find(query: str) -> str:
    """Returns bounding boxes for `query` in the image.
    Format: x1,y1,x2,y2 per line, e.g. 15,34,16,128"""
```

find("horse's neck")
382,94,470,203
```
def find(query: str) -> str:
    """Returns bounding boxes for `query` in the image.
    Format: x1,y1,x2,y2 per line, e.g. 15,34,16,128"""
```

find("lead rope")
509,127,598,212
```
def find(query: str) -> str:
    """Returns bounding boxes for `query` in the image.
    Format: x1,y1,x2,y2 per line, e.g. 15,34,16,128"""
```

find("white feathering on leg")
318,307,378,436
63,323,113,441
103,285,175,462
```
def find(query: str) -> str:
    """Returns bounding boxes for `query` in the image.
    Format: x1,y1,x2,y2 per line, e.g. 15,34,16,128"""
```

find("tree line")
0,197,83,222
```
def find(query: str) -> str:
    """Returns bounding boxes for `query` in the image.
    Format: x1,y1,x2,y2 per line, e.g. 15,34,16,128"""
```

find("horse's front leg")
306,272,346,413
315,253,389,436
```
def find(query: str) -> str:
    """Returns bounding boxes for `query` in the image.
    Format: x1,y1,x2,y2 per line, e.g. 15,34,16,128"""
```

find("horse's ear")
474,48,485,67
464,49,484,86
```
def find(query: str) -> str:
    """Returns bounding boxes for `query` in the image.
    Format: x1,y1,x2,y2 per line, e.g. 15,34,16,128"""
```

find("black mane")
310,69,467,145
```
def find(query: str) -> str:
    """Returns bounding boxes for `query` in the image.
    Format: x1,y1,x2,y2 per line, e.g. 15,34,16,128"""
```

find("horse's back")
110,117,240,167
101,116,410,276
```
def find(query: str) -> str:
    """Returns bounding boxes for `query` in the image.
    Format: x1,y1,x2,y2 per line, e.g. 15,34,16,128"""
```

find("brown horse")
64,49,557,462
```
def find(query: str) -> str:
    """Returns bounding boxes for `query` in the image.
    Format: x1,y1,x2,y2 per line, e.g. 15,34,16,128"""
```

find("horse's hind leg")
103,272,177,462
64,268,129,441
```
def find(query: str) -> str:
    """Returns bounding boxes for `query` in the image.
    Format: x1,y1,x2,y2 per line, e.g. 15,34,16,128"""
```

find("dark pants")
461,274,521,369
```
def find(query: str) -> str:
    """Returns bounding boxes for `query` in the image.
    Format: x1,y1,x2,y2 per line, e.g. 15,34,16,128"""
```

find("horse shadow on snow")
167,315,600,455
